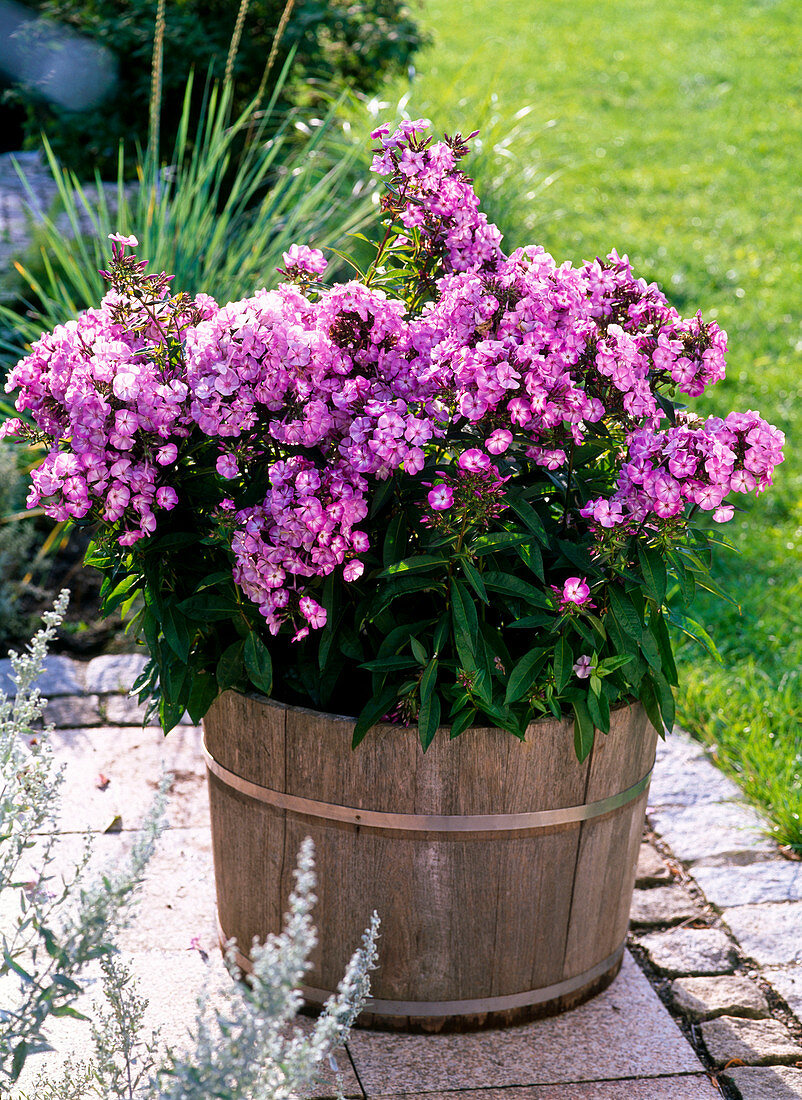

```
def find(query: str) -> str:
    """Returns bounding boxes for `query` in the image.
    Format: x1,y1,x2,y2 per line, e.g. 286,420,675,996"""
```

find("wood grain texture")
204,694,656,1030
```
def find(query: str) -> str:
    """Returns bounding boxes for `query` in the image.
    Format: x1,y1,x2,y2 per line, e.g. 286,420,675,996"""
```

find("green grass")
387,0,802,848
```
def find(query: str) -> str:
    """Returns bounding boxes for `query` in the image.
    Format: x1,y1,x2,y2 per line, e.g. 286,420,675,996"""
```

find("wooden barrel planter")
203,692,657,1031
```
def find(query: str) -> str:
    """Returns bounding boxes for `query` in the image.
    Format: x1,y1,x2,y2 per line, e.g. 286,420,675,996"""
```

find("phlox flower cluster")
2,125,785,643
2,247,215,544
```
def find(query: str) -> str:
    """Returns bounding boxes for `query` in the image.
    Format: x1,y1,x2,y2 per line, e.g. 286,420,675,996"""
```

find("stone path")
2,651,802,1099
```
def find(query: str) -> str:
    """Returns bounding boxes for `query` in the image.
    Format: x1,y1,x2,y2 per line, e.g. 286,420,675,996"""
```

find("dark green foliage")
5,0,427,177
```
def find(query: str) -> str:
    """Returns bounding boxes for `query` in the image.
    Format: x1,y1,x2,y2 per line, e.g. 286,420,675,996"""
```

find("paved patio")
4,654,802,1099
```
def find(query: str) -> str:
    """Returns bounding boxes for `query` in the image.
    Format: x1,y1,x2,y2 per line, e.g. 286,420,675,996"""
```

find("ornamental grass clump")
1,122,785,757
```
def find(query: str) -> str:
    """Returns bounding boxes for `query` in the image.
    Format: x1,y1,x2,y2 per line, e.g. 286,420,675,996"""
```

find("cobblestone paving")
3,652,801,1098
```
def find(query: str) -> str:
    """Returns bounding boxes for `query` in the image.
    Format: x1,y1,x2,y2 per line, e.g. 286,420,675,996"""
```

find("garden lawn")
387,0,802,848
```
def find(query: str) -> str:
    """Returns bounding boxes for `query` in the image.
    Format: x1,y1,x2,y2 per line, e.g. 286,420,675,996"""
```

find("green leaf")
420,657,438,702
637,544,667,605
516,540,545,581
640,624,662,671
596,654,634,676
433,613,450,655
448,707,476,739
244,633,273,695
505,648,549,704
450,579,478,647
507,612,555,629
554,635,573,693
587,683,610,732
650,611,679,687
651,668,676,733
483,571,547,607
352,688,397,747
471,531,533,556
382,512,406,567
506,497,548,543
360,655,418,672
161,604,193,662
410,637,428,665
668,551,695,606
638,672,663,735
187,672,218,723
378,618,434,657
102,573,139,615
417,690,441,752
667,612,723,663
462,559,489,603
607,586,643,639
11,1040,28,1082
216,639,245,692
179,594,241,621
572,699,595,763
556,539,595,572
381,554,447,577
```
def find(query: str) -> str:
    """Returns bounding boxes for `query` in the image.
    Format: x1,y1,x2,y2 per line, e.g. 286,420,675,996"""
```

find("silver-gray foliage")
0,590,169,1085
1,595,381,1098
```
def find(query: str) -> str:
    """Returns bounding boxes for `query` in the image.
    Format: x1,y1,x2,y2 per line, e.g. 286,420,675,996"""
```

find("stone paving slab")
701,1014,802,1067
766,968,802,1020
636,927,738,976
635,841,673,886
649,802,778,866
692,860,802,907
366,1080,720,1099
670,975,770,1020
651,736,744,807
630,883,701,927
722,1066,802,1099
0,653,85,696
44,724,206,832
723,902,802,967
346,954,704,1092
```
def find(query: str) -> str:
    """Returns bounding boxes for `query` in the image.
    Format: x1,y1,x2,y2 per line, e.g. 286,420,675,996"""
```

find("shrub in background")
5,0,426,178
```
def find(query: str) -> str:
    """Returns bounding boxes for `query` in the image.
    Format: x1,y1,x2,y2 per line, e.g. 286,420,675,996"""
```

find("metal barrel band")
203,739,653,834
218,921,625,1017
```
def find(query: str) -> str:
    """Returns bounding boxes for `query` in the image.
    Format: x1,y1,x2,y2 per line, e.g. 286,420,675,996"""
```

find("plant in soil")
0,123,784,757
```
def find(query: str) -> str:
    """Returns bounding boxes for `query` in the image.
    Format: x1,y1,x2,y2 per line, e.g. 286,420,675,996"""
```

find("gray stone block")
105,693,150,725
723,903,802,967
652,731,743,808
347,952,704,1091
701,1015,802,1067
630,885,701,927
723,1065,802,1099
649,802,776,866
766,968,802,1023
693,860,802,907
670,975,770,1020
43,694,103,728
0,654,85,697
636,842,673,887
637,928,737,976
85,653,149,694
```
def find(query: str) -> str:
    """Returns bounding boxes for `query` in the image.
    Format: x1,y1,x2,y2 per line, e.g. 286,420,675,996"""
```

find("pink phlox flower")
427,484,454,511
299,596,327,630
573,654,593,679
561,577,592,606
216,453,239,480
485,429,513,454
457,448,491,473
108,232,138,247
343,559,364,582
